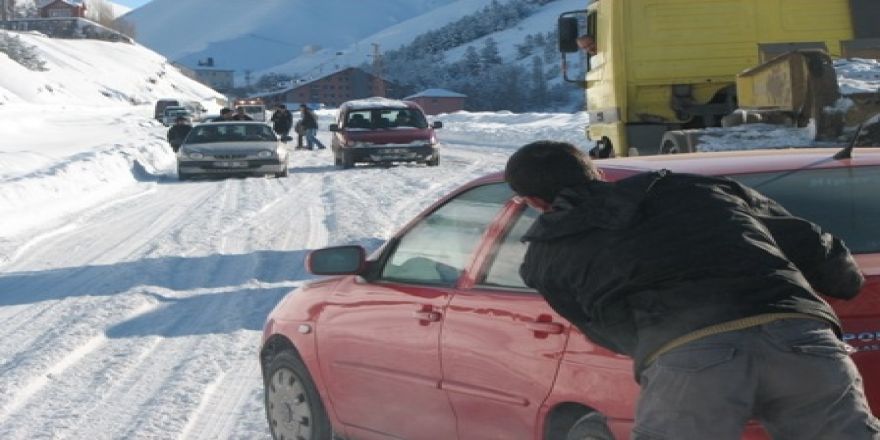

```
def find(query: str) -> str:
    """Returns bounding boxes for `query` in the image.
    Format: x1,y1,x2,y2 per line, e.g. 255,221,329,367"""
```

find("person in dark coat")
232,106,254,121
299,104,325,150
270,104,293,141
166,116,192,152
504,140,879,440
293,120,305,149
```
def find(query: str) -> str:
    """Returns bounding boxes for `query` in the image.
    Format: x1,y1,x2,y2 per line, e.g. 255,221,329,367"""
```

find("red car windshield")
730,166,880,254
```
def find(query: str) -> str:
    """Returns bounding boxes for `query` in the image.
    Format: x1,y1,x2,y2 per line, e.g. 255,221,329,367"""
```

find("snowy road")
0,112,533,439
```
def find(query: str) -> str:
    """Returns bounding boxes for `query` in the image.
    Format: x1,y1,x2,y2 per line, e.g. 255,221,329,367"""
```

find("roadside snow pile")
0,30,223,107
437,111,592,150
836,58,880,95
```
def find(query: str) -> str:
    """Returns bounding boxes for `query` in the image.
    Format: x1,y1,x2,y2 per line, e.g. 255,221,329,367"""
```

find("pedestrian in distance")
294,120,305,149
233,106,254,121
504,140,880,440
270,104,293,142
299,104,325,150
166,116,192,153
210,107,235,122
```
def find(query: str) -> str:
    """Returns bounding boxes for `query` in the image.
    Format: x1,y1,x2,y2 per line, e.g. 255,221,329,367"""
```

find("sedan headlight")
257,150,274,159
188,152,204,159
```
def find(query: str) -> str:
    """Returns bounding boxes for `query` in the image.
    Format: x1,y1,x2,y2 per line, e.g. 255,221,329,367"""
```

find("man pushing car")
505,140,880,439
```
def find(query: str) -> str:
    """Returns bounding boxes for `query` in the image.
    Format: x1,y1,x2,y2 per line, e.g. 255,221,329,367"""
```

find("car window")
479,207,539,290
730,166,880,254
345,108,429,129
188,124,275,143
380,183,514,286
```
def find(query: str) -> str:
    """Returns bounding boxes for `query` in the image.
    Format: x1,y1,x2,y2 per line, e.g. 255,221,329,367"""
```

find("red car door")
316,183,514,440
442,205,571,439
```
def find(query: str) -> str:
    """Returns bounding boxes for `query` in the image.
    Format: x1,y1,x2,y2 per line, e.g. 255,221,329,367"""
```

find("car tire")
426,155,439,167
276,167,289,178
566,412,615,440
177,168,191,181
341,151,354,169
265,350,333,440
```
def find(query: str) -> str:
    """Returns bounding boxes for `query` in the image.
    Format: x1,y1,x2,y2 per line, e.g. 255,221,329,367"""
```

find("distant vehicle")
155,99,207,122
260,147,880,440
162,106,192,126
233,98,267,121
328,98,442,169
154,99,180,121
176,122,289,180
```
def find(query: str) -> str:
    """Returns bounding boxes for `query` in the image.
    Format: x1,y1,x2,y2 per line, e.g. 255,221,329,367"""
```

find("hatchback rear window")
730,166,880,254
345,108,428,129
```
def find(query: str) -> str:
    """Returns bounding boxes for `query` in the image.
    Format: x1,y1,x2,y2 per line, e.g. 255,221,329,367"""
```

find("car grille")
213,154,247,159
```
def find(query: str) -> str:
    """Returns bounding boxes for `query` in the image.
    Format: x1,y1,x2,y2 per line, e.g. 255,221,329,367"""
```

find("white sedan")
177,122,290,180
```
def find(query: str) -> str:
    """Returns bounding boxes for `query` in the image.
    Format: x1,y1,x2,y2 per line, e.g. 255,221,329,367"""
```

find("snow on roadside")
437,110,592,150
836,58,880,95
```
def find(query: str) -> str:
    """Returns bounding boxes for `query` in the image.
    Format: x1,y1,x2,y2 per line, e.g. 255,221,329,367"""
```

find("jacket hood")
524,170,668,241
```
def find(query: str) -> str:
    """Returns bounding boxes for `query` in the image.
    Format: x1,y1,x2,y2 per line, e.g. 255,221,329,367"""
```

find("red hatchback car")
328,98,442,169
261,148,880,440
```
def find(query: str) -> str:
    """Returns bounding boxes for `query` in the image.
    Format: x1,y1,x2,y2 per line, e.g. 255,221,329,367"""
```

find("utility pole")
371,42,386,98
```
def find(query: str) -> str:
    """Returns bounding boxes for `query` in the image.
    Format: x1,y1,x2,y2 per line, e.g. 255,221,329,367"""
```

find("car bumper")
178,159,288,175
344,145,437,163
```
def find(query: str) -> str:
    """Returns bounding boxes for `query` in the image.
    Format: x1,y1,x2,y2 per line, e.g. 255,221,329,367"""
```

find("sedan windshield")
730,166,880,254
188,124,277,143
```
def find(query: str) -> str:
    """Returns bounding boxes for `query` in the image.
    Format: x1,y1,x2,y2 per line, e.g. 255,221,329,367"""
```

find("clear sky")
112,0,152,9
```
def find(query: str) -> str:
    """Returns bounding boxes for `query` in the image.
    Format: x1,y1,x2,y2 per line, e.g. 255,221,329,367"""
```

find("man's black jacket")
271,110,293,132
520,171,864,379
166,124,192,149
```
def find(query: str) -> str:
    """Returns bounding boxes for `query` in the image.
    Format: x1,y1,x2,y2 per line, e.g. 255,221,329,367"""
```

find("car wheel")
566,412,614,440
177,168,190,181
426,155,439,167
276,167,289,178
341,151,354,169
333,154,342,167
265,351,333,440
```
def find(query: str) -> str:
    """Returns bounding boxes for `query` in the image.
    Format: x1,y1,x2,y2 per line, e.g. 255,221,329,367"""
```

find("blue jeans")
633,319,880,440
305,128,325,149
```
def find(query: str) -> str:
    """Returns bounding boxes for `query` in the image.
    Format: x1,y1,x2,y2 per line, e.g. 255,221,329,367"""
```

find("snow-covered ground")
0,100,594,438
2,22,880,438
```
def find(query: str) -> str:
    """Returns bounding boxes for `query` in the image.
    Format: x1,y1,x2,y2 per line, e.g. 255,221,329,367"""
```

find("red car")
328,98,442,169
260,148,880,440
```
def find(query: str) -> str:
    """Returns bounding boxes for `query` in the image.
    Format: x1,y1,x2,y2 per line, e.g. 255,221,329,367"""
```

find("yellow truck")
558,0,880,157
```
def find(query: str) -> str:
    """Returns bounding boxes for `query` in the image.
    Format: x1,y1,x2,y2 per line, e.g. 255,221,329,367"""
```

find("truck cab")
559,0,879,157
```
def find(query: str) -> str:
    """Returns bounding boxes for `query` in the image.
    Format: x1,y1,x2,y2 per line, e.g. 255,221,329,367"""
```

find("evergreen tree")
530,55,547,107
479,37,502,66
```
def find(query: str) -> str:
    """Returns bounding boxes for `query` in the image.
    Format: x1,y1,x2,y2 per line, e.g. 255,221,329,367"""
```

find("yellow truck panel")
571,0,862,157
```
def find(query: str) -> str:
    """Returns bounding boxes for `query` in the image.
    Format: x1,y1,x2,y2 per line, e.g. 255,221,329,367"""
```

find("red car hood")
831,254,880,415
343,128,433,145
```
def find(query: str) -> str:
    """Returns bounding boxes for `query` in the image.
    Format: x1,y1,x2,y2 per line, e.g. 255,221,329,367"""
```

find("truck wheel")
265,351,333,440
566,412,615,440
660,131,692,154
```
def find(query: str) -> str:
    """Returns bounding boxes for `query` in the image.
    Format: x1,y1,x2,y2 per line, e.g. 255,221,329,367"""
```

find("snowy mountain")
127,0,583,87
126,0,463,76
0,31,223,107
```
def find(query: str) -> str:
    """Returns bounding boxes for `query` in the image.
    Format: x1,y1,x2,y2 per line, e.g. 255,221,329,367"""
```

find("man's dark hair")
505,141,601,203
220,107,232,115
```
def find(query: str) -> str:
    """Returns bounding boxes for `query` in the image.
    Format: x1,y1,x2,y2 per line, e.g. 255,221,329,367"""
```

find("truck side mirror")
558,16,579,53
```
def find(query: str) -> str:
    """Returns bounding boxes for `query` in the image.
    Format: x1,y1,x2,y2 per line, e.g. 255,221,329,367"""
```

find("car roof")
474,147,880,186
340,97,420,111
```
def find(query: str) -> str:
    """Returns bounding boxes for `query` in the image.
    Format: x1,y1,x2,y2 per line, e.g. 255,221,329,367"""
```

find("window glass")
730,166,880,253
480,207,539,290
380,183,514,286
